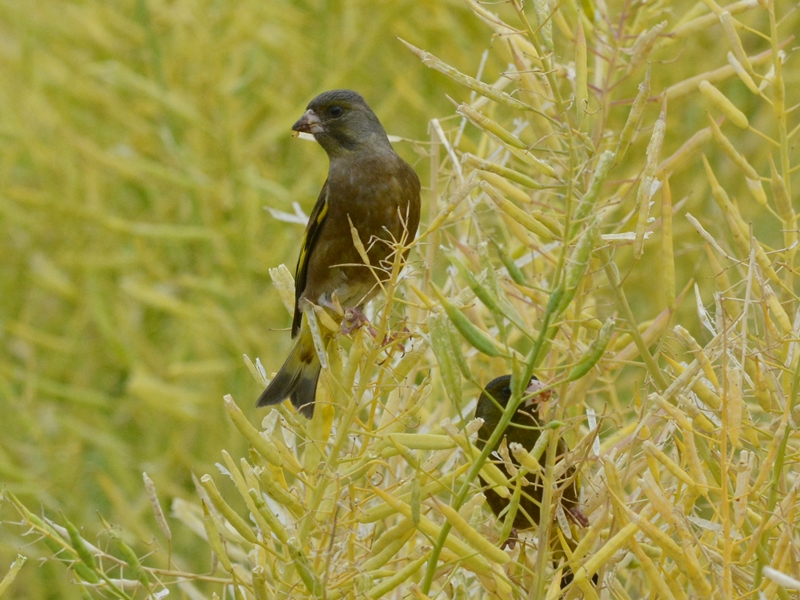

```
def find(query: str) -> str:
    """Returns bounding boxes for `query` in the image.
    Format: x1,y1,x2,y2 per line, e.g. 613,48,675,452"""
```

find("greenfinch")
475,374,594,588
257,90,421,418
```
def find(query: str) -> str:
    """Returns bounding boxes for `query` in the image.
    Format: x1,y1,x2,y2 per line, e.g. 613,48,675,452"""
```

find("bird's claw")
341,308,377,338
500,528,519,551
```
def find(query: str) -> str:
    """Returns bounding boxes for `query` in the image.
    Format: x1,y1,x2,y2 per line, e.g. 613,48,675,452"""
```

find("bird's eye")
502,386,511,396
329,106,343,117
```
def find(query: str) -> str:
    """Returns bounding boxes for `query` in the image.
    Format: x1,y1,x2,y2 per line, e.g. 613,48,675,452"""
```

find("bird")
475,374,594,588
257,90,421,418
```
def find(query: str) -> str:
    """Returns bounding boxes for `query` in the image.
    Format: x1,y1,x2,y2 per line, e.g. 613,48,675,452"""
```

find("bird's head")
293,90,391,157
475,374,553,432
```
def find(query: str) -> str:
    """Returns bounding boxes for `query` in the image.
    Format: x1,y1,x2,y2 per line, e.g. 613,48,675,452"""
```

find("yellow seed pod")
727,51,760,94
269,264,296,316
762,285,792,335
430,497,511,564
617,65,650,159
482,180,554,241
201,501,233,573
457,104,525,150
657,126,711,176
479,171,532,205
770,157,794,228
462,153,542,189
575,17,588,115
200,475,258,544
699,80,749,128
370,486,494,574
629,21,668,69
707,114,759,180
719,12,753,73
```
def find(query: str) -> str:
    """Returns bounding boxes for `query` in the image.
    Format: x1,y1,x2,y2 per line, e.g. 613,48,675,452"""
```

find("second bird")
257,90,421,418
475,374,593,588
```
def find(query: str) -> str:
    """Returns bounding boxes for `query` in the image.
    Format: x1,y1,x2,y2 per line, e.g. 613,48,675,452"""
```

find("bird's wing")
292,180,330,337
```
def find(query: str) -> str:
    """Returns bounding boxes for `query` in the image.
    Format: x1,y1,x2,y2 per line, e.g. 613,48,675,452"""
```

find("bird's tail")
256,325,320,418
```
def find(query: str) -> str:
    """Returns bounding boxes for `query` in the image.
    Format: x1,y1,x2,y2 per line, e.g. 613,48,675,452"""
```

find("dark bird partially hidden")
475,374,595,589
257,90,421,418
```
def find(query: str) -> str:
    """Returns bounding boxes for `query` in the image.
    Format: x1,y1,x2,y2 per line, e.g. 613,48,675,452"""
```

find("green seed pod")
430,313,463,409
102,516,149,586
63,517,99,578
431,284,502,357
492,240,528,286
288,541,324,596
249,489,289,545
202,501,233,573
462,153,543,189
200,475,258,544
567,317,615,381
699,80,749,129
617,66,651,161
559,218,600,313
572,150,616,236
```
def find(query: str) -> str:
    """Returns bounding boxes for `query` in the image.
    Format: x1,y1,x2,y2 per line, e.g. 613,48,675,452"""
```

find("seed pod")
617,67,651,161
448,249,529,334
567,317,615,381
575,17,588,114
142,472,171,542
269,265,296,316
532,0,553,50
431,498,511,564
252,566,269,600
482,181,555,240
431,283,502,357
491,240,527,286
457,104,525,149
365,519,416,570
699,80,749,129
661,176,676,310
574,150,616,232
657,126,712,176
769,156,795,238
370,486,494,574
202,501,233,573
762,284,792,335
102,515,149,585
430,313,463,409
287,541,324,596
223,395,301,475
63,517,99,582
365,553,430,599
400,39,535,113
256,463,306,518
727,51,759,94
462,153,542,189
558,218,599,313
629,21,668,70
719,12,753,73
200,475,259,544
707,114,760,181
509,432,550,474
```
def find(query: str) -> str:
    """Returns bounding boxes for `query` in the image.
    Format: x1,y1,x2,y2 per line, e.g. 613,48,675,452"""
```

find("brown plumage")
475,374,594,588
257,90,421,417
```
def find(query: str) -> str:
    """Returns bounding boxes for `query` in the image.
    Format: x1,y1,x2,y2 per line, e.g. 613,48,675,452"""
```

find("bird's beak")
524,378,553,406
292,109,323,135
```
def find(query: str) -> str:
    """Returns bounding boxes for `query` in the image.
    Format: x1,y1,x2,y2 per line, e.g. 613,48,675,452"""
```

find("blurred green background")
1,0,797,596
0,0,490,594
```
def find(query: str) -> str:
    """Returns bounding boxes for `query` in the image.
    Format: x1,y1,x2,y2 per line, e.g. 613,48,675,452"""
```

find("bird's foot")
341,308,377,338
500,528,520,551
